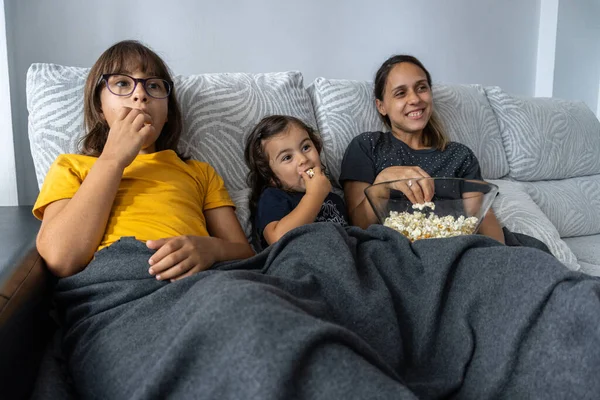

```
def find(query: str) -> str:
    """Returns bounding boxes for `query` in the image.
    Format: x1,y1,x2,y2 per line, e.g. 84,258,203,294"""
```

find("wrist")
207,236,224,263
304,190,328,202
96,156,128,172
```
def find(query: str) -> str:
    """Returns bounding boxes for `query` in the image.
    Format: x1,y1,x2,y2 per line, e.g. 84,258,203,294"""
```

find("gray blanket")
54,223,600,400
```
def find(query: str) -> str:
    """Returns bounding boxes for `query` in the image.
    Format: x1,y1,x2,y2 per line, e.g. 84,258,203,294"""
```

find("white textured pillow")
489,179,580,271
26,63,318,239
485,86,600,181
26,64,88,182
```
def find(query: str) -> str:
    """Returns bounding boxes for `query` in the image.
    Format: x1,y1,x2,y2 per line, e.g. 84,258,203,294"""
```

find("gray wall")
6,0,542,205
553,0,600,111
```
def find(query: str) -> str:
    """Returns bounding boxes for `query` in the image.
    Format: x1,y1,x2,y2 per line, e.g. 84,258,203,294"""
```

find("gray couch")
2,62,599,397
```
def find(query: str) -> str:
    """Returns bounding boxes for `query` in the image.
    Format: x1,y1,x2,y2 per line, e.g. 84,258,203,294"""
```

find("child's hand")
100,107,155,169
146,236,218,281
301,166,331,201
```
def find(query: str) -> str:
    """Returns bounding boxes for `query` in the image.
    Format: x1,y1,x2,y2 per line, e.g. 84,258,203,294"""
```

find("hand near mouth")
301,166,331,201
99,107,155,169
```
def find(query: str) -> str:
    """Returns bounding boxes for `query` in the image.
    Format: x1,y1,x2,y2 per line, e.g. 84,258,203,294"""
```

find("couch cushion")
520,174,600,238
485,86,600,181
307,78,385,187
432,84,508,179
308,78,508,187
576,261,600,277
26,63,318,239
489,179,580,271
562,235,600,276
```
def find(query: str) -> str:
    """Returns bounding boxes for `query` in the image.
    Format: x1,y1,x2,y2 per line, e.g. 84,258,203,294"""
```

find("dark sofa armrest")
0,206,55,399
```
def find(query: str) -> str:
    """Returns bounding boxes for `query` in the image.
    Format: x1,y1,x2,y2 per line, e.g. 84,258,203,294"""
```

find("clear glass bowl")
364,177,499,241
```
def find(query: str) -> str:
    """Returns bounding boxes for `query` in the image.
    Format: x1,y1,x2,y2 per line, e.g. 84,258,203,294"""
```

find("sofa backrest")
27,62,600,250
485,86,600,181
486,86,600,238
26,63,318,238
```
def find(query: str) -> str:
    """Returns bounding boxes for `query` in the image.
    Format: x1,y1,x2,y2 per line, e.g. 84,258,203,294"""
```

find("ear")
375,99,387,117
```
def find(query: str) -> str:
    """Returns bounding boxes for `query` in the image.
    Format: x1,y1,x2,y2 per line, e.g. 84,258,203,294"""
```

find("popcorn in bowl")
383,202,478,241
365,178,498,241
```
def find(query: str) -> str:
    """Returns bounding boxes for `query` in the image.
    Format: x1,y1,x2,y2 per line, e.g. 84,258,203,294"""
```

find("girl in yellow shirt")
33,40,254,280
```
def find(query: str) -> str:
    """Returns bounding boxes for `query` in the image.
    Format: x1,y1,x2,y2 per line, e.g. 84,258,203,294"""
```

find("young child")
244,115,348,249
33,40,254,280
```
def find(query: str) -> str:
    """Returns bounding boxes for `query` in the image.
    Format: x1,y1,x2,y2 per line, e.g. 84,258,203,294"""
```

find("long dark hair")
244,115,323,242
374,54,448,150
81,40,186,159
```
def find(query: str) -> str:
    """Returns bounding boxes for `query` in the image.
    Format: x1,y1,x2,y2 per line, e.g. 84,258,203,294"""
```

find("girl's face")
263,124,322,192
376,62,433,137
99,69,169,154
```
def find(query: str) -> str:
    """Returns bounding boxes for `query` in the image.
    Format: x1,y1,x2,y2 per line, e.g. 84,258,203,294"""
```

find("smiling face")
375,62,433,141
99,69,169,154
263,123,322,192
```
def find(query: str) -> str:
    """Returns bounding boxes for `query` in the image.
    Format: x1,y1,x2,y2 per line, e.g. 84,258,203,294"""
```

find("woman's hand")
147,235,218,281
301,166,331,201
374,166,434,204
99,107,155,169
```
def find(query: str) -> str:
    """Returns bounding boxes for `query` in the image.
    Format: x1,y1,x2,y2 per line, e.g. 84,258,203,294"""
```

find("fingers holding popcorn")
301,166,331,200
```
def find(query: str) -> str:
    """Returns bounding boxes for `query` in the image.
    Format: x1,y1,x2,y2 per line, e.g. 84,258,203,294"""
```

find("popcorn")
306,169,315,178
412,202,435,211
383,202,478,241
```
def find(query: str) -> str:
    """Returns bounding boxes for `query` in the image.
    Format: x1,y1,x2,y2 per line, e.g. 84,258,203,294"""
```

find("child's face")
99,69,169,154
263,124,322,192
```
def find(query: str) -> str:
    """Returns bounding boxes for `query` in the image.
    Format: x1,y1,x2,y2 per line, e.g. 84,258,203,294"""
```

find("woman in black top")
340,55,505,243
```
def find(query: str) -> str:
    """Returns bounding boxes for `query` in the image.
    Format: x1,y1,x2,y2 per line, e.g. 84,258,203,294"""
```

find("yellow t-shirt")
33,150,235,250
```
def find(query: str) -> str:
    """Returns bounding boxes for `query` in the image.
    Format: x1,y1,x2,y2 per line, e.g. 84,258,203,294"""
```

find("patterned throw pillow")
521,175,600,238
433,84,508,179
307,78,385,187
489,179,580,271
485,86,600,181
307,78,509,186
26,63,317,239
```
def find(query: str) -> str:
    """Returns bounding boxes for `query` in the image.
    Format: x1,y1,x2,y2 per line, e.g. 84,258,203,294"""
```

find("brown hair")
81,40,186,159
244,115,323,242
373,54,448,150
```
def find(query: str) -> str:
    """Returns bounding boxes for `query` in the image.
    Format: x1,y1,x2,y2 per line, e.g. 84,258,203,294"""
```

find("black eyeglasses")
98,74,172,99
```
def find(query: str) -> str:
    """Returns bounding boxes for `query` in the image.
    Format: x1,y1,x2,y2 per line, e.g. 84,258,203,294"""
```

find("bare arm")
343,180,379,229
264,167,331,245
477,209,505,244
344,166,432,229
263,192,324,245
36,159,125,277
36,107,155,277
204,206,255,261
462,190,505,244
